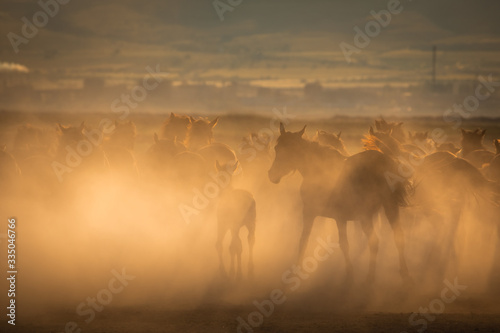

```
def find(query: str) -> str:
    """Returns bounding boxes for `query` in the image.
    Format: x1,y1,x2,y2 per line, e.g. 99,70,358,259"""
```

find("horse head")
110,120,137,150
57,122,85,147
460,128,486,153
187,116,218,150
268,123,306,184
160,112,192,143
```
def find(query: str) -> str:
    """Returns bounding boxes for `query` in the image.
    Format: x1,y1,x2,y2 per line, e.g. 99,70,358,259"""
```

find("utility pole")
432,45,437,85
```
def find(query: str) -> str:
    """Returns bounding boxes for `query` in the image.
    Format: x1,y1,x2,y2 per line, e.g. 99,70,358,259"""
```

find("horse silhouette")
374,118,406,143
268,123,412,282
103,120,139,181
55,122,109,181
215,160,256,280
412,149,500,276
160,112,191,144
459,128,495,168
186,116,219,151
314,130,350,156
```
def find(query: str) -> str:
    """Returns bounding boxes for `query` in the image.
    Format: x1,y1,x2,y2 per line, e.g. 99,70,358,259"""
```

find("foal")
215,161,256,280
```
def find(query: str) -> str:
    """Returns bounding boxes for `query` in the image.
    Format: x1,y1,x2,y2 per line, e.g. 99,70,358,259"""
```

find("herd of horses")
1,114,500,283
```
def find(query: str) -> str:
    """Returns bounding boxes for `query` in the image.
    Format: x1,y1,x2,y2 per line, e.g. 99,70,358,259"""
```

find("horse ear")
170,112,175,119
460,128,466,136
189,116,195,123
57,123,65,132
424,131,428,138
209,117,219,128
79,122,85,132
369,126,375,136
154,133,159,143
337,131,342,139
279,122,286,134
297,125,306,137
480,129,486,137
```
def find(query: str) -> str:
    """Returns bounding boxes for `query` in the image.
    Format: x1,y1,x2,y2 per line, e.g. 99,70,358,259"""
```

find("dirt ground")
3,306,500,333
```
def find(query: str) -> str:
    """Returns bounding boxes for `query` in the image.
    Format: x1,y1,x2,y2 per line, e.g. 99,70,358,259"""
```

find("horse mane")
362,133,403,158
279,133,347,162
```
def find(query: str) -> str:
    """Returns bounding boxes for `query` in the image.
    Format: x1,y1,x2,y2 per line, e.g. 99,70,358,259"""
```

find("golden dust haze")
0,0,500,332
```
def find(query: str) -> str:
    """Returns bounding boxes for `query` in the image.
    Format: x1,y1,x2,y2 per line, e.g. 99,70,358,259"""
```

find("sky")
1,0,500,92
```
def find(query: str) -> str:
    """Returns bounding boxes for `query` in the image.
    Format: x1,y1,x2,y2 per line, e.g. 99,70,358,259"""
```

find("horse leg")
215,226,227,277
247,221,256,279
360,215,378,283
297,211,316,261
230,229,243,280
228,231,236,278
385,204,410,280
447,203,463,275
337,219,353,278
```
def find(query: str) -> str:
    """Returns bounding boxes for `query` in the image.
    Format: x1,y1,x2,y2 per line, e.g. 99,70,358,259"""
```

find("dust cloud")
0,113,499,327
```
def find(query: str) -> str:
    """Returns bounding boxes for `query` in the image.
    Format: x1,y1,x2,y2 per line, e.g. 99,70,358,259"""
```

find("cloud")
0,62,29,73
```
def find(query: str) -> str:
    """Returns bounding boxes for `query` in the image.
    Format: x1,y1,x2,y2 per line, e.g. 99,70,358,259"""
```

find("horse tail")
380,152,414,207
393,176,414,207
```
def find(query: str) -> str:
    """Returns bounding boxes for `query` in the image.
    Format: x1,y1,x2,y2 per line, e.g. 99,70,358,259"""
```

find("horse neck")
461,141,484,156
296,140,346,180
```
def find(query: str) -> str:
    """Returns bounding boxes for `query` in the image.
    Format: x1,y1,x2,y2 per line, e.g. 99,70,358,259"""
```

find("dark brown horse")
160,112,192,144
186,116,219,151
314,130,350,156
459,128,495,168
374,118,406,143
268,123,412,282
